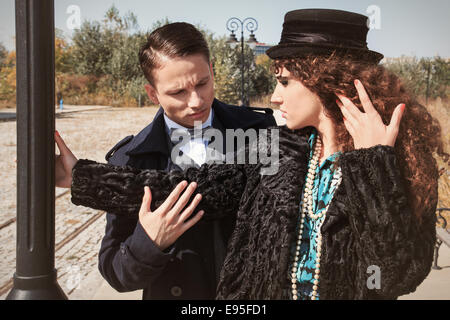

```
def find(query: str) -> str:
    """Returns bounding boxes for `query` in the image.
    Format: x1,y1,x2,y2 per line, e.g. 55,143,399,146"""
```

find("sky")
1,0,449,58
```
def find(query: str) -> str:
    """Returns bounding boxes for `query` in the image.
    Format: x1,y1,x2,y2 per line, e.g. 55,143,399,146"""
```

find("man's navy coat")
98,99,276,299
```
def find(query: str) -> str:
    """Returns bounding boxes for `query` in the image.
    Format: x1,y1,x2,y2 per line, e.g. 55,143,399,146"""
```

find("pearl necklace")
291,136,342,300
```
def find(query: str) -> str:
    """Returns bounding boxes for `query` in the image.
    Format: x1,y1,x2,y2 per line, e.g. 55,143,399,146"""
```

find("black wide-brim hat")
266,9,384,63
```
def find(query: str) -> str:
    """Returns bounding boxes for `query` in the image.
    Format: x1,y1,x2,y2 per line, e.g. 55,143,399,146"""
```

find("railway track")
0,106,113,123
0,190,71,231
0,190,105,297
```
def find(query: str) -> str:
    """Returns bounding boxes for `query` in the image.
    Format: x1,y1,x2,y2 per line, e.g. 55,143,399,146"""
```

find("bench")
432,208,450,270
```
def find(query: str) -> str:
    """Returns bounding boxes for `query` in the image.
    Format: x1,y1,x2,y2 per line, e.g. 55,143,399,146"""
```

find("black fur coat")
71,126,437,299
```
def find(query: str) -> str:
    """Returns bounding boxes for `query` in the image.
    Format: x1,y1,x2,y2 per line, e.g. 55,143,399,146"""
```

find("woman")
58,9,446,299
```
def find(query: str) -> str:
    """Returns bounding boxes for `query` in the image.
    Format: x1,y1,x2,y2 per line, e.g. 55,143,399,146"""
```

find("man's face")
145,53,215,128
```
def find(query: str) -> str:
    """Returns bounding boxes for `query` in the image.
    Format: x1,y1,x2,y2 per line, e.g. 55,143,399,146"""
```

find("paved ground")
1,107,448,300
399,244,450,300
0,105,155,300
90,245,450,300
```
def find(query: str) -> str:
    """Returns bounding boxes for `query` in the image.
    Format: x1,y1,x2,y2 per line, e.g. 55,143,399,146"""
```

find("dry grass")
0,100,16,109
425,98,450,227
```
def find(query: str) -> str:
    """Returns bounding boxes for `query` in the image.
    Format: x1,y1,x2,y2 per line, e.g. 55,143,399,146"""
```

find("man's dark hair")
139,22,210,85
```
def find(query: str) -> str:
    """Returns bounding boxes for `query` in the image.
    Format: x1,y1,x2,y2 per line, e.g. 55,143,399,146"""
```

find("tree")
0,50,17,106
425,56,449,100
55,7,279,107
252,54,276,98
0,42,7,69
208,37,241,104
71,21,109,76
150,17,171,31
71,5,140,77
108,31,148,103
103,4,139,32
209,36,274,105
383,56,449,101
55,29,73,74
109,33,146,82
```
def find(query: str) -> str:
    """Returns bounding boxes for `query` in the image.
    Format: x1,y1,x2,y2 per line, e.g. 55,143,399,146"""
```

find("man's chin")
189,109,211,125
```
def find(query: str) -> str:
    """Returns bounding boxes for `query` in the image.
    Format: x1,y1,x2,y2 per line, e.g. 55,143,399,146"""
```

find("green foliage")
151,17,171,31
254,54,276,97
55,29,73,74
247,51,276,102
0,48,16,107
209,36,240,104
4,7,448,110
1,8,276,108
71,5,141,77
63,5,149,106
0,42,7,69
383,56,449,101
103,5,139,31
71,21,109,77
207,33,274,105
109,32,146,82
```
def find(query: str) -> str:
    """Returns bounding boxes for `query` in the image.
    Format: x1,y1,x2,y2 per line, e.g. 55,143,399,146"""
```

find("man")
57,22,276,299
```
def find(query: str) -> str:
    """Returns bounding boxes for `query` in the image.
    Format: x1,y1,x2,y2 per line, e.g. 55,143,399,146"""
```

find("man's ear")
145,84,159,105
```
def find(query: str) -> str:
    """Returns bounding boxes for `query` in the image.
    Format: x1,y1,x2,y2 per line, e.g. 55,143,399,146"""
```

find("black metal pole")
240,29,245,106
226,17,257,107
7,0,67,300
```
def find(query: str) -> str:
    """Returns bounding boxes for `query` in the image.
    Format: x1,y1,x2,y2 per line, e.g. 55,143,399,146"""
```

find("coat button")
170,286,182,297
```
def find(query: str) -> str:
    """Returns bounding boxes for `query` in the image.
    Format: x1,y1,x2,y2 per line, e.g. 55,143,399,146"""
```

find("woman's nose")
270,91,282,105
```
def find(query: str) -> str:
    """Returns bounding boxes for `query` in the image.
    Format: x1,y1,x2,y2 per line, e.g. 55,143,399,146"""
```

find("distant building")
252,43,273,56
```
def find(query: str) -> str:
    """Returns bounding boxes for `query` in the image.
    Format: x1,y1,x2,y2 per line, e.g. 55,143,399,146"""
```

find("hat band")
280,31,367,49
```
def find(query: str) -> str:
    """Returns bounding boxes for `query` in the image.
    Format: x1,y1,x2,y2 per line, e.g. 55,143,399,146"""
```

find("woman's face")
271,66,324,130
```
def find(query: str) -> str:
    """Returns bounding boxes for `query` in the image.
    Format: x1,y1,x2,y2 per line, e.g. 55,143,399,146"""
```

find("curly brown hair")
274,53,448,223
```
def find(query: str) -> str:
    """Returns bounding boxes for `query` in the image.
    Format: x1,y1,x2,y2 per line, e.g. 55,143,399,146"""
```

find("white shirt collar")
163,108,214,166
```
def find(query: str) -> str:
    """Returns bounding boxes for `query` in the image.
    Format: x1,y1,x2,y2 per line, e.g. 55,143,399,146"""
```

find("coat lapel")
126,107,171,158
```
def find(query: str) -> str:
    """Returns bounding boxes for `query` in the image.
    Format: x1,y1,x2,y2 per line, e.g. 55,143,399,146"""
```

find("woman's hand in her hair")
336,79,405,149
55,131,78,188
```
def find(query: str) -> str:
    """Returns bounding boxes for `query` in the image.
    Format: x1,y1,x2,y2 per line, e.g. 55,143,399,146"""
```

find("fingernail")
55,130,59,136
354,79,359,86
191,182,197,188
401,104,406,111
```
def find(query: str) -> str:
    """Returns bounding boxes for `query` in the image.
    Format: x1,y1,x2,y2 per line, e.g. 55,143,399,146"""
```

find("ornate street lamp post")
226,17,258,106
7,0,67,299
